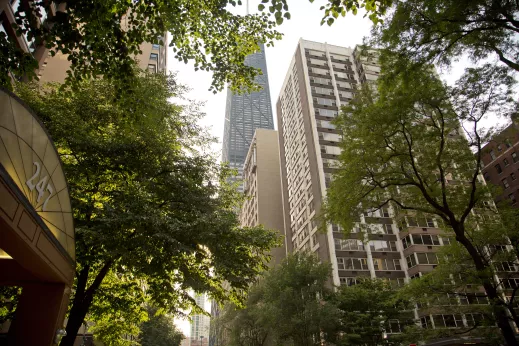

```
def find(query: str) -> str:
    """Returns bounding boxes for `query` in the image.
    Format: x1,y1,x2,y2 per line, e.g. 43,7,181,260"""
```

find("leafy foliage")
331,279,411,346
257,0,392,25
0,286,21,328
218,252,338,346
323,60,519,344
4,0,283,92
139,308,185,346
15,72,279,346
373,0,519,73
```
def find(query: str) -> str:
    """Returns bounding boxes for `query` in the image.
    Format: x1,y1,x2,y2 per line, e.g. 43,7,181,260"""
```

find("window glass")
417,253,428,264
504,158,510,166
490,150,496,160
150,53,158,60
495,164,502,174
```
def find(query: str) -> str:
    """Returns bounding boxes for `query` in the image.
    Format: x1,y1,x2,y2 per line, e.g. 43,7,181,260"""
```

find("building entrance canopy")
0,88,75,346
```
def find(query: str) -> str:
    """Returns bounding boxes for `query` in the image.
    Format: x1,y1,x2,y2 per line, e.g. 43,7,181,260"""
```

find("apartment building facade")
275,39,490,335
239,129,286,266
481,121,519,207
222,44,275,192
0,0,167,83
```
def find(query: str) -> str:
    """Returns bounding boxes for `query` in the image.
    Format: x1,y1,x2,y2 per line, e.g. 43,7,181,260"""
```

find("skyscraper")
222,44,274,192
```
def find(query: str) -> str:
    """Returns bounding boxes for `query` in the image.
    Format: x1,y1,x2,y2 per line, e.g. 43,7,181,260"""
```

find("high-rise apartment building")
277,39,411,289
240,129,286,266
222,44,274,192
276,39,502,338
481,121,519,207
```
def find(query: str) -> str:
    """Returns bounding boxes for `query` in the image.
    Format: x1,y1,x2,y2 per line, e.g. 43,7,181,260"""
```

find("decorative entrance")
0,88,75,346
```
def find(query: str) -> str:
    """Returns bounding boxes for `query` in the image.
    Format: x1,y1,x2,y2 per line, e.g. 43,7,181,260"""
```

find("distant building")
221,44,275,192
240,129,287,266
188,294,210,346
481,121,519,207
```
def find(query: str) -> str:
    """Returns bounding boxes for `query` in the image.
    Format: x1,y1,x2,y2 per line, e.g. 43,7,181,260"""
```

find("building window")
416,252,438,265
372,258,401,271
490,150,496,160
147,64,156,73
495,164,503,174
384,224,393,234
511,172,516,181
339,277,359,286
510,193,517,204
315,97,334,106
370,240,398,252
152,43,160,50
406,254,417,268
498,144,503,151
335,238,364,251
484,172,490,181
512,152,518,163
337,257,369,270
150,53,158,61
502,178,510,189
504,158,510,166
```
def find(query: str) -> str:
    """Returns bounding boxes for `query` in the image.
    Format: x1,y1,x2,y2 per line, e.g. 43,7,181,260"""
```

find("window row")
421,313,491,329
336,257,402,271
401,234,442,249
406,252,438,268
314,97,336,107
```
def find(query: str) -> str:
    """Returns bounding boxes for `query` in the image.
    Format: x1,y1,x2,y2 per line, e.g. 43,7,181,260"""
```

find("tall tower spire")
221,43,274,192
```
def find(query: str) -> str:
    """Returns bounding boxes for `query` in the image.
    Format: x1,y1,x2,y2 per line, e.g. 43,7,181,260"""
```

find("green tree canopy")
15,72,279,346
323,61,519,344
373,0,519,73
3,0,283,92
218,252,339,346
139,307,185,346
331,279,411,346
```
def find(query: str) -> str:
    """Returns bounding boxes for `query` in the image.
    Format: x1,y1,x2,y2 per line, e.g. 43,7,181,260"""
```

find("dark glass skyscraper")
222,43,274,192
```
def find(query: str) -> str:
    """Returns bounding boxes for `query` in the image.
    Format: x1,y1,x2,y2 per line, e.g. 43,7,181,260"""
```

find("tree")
219,252,339,346
372,0,519,73
139,308,185,346
323,61,519,344
219,284,272,346
15,72,279,346
259,0,393,25
331,279,411,346
3,0,283,92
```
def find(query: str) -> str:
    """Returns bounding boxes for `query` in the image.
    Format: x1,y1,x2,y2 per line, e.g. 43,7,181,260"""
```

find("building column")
8,282,68,346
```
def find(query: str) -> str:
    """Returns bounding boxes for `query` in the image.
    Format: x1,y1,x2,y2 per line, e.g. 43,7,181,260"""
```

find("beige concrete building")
0,0,167,84
38,36,167,83
240,129,286,266
275,39,503,339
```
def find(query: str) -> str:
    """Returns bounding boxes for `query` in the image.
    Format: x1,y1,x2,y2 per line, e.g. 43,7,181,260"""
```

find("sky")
165,0,475,164
167,0,476,337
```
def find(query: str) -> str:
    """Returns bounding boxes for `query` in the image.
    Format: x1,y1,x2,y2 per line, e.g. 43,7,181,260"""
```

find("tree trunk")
454,223,518,346
59,260,113,346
